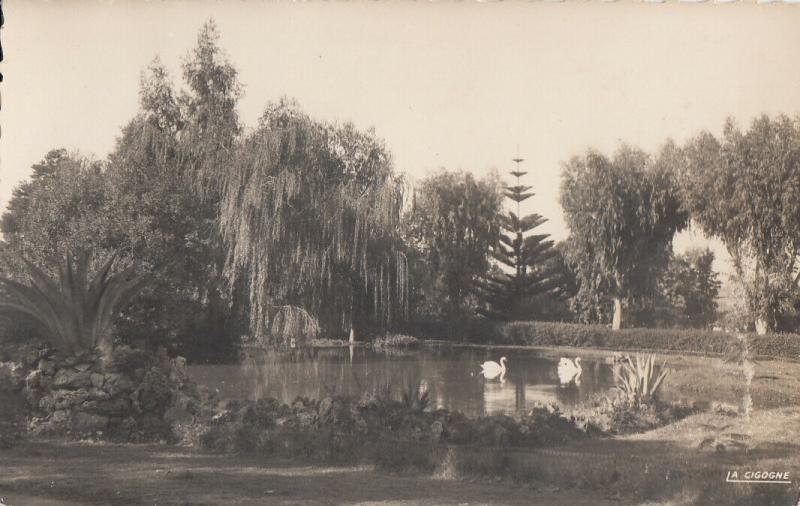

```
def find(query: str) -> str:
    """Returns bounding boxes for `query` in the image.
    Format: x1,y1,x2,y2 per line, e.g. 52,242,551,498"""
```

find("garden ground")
0,442,626,505
2,346,800,505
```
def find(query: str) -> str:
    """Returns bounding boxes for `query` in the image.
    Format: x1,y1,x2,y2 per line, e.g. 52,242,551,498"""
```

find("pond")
189,344,620,417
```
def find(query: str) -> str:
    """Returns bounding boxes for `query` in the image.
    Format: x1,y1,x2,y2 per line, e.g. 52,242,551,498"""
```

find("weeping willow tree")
217,99,409,346
107,23,408,348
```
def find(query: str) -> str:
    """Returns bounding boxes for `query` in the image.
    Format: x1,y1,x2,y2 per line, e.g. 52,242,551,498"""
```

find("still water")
189,345,618,417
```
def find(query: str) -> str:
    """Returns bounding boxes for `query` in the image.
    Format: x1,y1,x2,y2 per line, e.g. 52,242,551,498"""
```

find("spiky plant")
400,381,432,413
612,353,669,408
0,250,148,355
697,422,751,452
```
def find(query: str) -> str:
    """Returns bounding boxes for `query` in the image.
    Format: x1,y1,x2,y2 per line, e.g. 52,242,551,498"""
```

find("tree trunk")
754,318,769,335
349,326,356,343
612,298,624,330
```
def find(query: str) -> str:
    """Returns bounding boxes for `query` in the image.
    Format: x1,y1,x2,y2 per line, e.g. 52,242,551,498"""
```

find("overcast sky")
2,1,800,274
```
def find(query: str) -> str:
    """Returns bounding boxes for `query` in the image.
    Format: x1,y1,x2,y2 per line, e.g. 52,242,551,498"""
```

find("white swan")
557,357,582,386
479,357,507,380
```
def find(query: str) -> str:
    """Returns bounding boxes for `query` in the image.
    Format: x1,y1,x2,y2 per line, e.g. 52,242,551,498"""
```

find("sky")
2,1,800,276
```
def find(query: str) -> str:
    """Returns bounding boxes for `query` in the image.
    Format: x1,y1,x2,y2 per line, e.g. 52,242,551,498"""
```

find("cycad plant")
613,353,669,408
0,250,148,355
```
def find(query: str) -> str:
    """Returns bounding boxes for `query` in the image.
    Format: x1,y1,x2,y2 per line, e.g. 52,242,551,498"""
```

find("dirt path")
0,442,628,506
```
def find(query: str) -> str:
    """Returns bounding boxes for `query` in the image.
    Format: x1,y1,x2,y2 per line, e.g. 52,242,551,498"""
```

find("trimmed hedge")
493,321,800,360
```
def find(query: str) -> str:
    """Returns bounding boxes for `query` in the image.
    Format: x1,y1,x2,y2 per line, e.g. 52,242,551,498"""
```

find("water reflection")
190,345,617,417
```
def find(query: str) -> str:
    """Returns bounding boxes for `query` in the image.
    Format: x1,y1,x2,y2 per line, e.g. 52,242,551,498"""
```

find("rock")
39,395,57,412
53,369,92,390
90,396,134,416
38,359,56,376
75,363,92,372
87,388,110,401
71,412,109,433
90,373,105,388
103,374,135,397
42,389,91,411
25,370,42,390
51,410,69,424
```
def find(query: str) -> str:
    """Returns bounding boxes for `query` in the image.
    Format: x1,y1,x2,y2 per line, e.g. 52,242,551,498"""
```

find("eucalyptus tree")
680,115,800,333
217,98,409,345
99,20,246,359
560,145,688,329
404,170,504,318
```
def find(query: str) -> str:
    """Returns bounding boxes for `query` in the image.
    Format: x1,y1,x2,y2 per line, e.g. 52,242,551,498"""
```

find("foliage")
0,150,111,270
403,170,504,318
0,251,148,355
560,144,689,328
0,22,247,362
697,421,751,452
105,21,245,360
217,98,409,345
612,354,669,408
198,395,588,465
680,115,800,332
475,161,563,320
571,391,697,436
487,320,800,359
400,381,432,413
658,248,721,328
373,334,420,348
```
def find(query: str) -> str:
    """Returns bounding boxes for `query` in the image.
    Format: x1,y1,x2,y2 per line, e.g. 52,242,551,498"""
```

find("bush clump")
373,334,420,348
197,395,589,470
492,321,800,360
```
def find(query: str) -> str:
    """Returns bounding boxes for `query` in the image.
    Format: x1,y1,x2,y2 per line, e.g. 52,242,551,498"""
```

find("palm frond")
0,250,149,355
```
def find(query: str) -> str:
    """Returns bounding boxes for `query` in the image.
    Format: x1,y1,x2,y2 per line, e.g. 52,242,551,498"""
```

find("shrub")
491,321,800,360
310,338,349,347
373,334,420,348
571,391,698,435
197,395,591,467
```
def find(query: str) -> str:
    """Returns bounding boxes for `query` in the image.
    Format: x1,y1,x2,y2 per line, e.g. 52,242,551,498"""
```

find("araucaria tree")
560,145,688,329
475,157,560,320
680,115,800,333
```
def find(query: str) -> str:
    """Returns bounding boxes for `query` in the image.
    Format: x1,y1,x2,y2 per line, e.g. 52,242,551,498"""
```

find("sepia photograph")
1,1,800,504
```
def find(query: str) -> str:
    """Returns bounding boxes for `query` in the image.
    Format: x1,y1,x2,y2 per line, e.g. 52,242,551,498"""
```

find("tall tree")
404,170,504,318
659,248,721,328
680,115,800,333
217,98,409,344
102,20,245,359
474,156,561,320
560,144,688,329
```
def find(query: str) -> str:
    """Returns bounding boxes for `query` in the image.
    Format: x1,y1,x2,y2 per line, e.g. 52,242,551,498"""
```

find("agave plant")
612,353,669,408
400,381,432,413
0,250,148,355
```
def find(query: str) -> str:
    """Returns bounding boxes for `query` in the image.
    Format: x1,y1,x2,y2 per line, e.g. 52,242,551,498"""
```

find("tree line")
1,22,798,361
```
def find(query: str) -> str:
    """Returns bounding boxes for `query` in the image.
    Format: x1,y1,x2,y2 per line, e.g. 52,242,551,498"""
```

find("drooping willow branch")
215,118,409,345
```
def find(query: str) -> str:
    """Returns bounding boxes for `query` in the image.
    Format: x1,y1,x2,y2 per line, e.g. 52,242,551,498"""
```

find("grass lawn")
0,442,628,505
